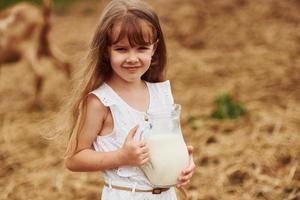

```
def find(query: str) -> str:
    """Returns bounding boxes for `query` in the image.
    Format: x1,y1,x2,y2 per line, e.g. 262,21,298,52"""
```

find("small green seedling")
211,92,247,119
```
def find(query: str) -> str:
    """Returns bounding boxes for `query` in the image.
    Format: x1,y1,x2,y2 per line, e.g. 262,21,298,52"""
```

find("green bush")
211,92,247,120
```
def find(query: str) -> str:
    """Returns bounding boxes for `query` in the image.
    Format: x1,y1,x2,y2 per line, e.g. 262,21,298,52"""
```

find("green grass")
210,92,247,120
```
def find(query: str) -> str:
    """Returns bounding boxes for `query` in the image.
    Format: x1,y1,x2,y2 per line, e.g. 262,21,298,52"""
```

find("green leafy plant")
186,115,203,130
211,92,247,120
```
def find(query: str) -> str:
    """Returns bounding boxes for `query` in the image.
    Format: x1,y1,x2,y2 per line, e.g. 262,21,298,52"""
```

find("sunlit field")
1,0,300,199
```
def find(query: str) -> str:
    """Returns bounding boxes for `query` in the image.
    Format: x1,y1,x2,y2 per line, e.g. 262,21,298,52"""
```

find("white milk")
141,133,189,187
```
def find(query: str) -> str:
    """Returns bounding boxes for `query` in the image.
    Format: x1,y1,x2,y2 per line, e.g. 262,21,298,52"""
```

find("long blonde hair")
64,0,167,157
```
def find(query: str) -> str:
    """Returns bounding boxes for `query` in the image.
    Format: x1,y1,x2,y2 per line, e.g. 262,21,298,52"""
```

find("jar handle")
137,122,152,141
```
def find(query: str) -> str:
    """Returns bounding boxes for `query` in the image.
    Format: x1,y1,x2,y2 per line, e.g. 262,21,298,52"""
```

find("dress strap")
159,80,174,105
90,84,118,107
147,80,174,106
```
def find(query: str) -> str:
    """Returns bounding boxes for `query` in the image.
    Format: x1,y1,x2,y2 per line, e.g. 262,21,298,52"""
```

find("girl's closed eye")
114,47,128,52
138,46,151,51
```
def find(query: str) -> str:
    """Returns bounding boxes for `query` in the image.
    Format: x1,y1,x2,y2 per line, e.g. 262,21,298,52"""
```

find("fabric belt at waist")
104,182,170,194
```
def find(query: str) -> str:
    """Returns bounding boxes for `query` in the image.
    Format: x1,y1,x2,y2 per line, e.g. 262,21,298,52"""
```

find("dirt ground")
1,0,300,199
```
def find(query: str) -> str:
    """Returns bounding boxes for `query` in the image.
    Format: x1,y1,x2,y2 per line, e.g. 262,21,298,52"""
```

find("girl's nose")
126,53,139,63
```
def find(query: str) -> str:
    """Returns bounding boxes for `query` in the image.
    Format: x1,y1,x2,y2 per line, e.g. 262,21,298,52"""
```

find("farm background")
1,0,300,199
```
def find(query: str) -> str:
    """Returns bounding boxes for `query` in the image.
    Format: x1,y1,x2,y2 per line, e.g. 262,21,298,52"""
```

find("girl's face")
108,23,156,83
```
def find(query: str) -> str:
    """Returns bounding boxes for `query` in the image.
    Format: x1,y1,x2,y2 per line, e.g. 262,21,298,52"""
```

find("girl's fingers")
139,141,146,147
141,152,149,159
176,147,195,187
140,146,149,154
178,173,193,182
177,169,194,185
176,180,190,188
187,145,194,155
125,125,139,142
139,151,149,162
182,163,196,175
181,146,195,173
140,157,150,165
178,172,194,182
177,166,195,183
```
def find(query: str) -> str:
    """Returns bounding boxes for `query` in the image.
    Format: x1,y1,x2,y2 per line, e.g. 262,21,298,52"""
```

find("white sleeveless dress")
91,80,178,200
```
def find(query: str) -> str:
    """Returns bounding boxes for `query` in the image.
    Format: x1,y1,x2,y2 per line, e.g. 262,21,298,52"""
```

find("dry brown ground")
1,0,300,199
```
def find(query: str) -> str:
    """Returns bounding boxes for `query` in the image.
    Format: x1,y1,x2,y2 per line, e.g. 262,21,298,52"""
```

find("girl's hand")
120,126,149,166
176,145,196,187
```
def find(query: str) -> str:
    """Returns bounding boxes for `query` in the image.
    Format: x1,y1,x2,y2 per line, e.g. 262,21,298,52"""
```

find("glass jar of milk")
140,104,189,187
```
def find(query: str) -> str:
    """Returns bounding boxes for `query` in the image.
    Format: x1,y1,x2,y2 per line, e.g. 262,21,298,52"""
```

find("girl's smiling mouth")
123,66,141,73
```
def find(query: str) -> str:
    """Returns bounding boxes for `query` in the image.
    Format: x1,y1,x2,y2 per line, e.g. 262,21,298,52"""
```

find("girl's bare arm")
65,94,124,172
65,94,149,172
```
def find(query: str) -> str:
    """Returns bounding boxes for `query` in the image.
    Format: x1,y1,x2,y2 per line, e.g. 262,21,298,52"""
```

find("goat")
0,0,71,105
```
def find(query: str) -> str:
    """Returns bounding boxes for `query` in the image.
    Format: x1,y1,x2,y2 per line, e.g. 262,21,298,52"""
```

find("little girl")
64,0,195,199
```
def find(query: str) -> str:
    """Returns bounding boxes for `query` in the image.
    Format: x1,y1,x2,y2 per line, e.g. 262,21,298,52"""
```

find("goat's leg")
46,44,71,78
24,47,43,106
